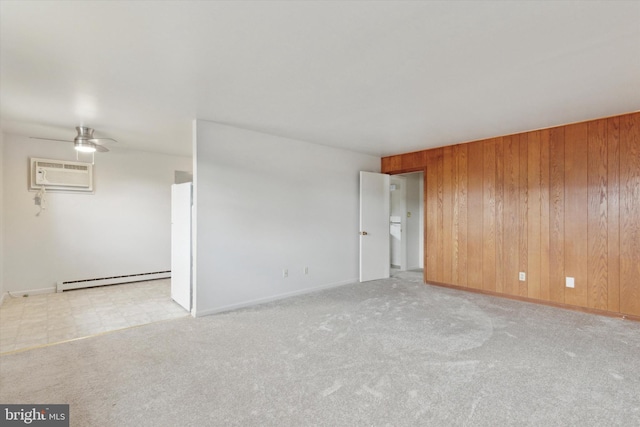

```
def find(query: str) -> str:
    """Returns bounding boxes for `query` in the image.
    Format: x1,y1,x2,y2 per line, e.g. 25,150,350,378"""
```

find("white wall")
406,172,424,270
2,134,191,293
193,121,379,315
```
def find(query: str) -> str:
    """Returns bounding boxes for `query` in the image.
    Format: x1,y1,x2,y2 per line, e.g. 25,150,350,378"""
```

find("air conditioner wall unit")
30,157,94,192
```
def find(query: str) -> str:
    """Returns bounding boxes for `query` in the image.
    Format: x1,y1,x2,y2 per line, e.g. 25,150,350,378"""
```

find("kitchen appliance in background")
390,215,402,268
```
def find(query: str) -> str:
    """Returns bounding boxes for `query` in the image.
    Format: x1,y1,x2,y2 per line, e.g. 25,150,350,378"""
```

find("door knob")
360,231,368,236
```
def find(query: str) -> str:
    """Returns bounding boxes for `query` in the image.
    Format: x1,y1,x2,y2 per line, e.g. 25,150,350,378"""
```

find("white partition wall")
192,121,379,316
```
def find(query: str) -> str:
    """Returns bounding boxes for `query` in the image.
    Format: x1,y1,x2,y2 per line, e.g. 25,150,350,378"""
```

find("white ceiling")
1,1,639,157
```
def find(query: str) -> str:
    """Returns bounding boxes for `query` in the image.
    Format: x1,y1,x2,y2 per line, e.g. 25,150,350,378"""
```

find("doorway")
390,172,424,273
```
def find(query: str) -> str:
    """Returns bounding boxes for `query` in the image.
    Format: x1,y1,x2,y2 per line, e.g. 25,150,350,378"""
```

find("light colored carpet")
1,271,639,426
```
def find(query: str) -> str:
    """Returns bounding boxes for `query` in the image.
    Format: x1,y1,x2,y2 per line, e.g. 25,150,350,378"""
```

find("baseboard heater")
56,271,171,292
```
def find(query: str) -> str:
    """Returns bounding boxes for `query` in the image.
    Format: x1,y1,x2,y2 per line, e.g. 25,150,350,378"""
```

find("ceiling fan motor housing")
75,126,95,140
74,126,97,152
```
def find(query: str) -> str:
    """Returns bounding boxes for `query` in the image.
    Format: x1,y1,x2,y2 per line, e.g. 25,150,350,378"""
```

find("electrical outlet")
519,272,526,281
304,267,309,275
566,277,575,288
283,269,288,278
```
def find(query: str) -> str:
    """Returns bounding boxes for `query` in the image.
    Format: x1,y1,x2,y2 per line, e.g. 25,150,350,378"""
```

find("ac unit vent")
38,162,64,169
30,157,94,192
64,164,89,171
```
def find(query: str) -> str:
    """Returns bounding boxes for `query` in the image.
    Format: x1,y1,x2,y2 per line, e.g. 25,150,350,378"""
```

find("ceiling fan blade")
91,137,118,144
30,137,73,143
31,128,114,153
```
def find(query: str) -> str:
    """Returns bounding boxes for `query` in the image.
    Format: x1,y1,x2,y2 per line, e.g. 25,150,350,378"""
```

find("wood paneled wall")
382,112,640,317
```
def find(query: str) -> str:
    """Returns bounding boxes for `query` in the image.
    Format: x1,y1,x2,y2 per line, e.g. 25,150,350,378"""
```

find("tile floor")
0,279,188,354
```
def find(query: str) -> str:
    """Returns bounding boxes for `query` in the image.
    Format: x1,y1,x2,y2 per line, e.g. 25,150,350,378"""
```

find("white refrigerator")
171,182,192,312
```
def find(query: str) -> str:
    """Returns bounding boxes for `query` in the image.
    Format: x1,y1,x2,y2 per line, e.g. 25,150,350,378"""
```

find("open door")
359,171,390,282
171,182,192,311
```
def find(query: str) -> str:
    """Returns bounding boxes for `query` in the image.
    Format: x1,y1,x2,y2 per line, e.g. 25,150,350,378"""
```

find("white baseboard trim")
57,271,171,292
193,278,358,317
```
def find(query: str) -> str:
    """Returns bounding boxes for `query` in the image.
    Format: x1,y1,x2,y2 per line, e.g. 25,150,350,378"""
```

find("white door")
359,171,390,282
171,182,192,311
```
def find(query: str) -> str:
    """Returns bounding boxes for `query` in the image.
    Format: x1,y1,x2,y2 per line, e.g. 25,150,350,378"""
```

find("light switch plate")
566,277,575,288
519,272,526,281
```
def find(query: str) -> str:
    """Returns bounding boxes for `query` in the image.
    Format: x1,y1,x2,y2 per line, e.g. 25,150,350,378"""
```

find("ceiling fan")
31,126,117,153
